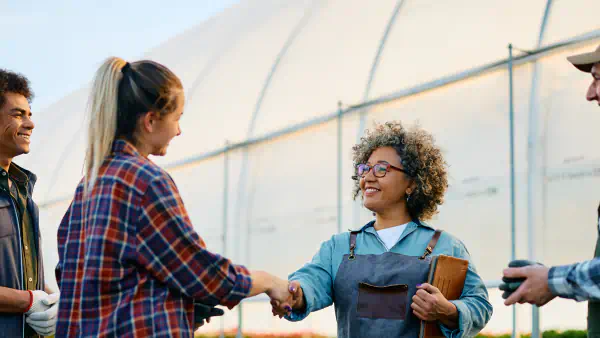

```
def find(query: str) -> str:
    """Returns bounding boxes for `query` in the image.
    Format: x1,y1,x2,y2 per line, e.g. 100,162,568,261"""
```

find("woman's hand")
270,280,305,318
248,271,294,300
265,275,294,306
411,283,458,329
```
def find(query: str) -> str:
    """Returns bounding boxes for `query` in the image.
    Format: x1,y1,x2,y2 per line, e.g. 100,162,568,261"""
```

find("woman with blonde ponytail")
55,57,293,337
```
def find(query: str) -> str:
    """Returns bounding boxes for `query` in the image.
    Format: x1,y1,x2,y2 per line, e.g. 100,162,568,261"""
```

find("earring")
406,192,411,202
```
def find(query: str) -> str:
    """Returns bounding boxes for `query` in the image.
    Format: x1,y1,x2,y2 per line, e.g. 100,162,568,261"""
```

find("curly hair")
352,121,448,221
0,69,34,110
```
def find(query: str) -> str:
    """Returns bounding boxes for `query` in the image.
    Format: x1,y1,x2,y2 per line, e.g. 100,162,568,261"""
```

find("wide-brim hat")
567,44,600,73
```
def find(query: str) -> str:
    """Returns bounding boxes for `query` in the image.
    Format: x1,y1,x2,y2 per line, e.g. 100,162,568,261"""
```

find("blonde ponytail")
84,57,127,196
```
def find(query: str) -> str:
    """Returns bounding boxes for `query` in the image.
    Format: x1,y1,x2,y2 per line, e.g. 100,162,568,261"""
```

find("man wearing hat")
503,44,600,337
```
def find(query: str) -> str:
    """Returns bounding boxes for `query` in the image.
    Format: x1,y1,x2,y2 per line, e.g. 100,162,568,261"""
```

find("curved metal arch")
353,0,406,230
526,1,554,337
527,0,553,273
231,0,322,263
245,1,320,137
356,0,406,138
184,2,292,106
37,30,600,210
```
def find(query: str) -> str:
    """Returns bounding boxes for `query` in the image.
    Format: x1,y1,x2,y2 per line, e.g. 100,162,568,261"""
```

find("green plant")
476,330,587,338
195,332,329,338
195,329,587,338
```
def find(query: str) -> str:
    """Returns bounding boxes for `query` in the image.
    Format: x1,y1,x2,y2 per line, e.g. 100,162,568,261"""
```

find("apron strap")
419,229,443,260
348,230,360,260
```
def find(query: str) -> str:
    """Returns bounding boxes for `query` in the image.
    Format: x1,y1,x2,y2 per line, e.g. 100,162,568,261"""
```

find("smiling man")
0,69,58,337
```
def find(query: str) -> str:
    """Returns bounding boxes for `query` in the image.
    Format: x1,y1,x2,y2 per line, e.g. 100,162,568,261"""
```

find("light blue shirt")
287,220,493,337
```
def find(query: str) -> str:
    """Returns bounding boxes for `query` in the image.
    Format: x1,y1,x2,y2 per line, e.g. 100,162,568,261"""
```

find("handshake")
24,290,60,336
269,280,304,318
194,280,304,329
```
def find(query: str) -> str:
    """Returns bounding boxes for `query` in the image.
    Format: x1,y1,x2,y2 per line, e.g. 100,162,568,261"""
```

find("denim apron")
332,229,442,338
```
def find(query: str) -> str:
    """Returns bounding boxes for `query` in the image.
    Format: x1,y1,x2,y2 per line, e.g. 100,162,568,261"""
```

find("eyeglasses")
355,162,408,179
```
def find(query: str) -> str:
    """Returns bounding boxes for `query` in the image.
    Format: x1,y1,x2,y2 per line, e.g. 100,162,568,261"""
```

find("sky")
2,0,239,110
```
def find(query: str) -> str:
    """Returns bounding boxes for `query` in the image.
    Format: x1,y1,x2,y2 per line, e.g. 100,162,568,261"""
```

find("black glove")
194,303,224,327
500,260,543,299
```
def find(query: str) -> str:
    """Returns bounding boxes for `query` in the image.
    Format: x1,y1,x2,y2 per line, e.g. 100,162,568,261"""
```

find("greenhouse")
25,0,600,335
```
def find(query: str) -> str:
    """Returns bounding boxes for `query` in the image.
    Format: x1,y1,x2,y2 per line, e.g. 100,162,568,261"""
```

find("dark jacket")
0,163,44,338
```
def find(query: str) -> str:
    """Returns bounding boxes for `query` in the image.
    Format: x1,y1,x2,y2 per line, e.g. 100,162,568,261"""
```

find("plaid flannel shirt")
548,258,600,301
55,140,252,337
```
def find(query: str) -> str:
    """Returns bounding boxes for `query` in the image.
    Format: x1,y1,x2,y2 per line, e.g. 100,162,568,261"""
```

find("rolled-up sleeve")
136,174,252,309
286,236,337,321
439,242,493,338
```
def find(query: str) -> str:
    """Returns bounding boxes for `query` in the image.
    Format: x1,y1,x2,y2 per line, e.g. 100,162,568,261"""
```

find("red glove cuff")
24,290,33,313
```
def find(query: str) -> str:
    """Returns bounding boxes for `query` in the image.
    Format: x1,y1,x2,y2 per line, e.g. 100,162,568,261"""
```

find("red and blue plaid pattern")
56,140,251,337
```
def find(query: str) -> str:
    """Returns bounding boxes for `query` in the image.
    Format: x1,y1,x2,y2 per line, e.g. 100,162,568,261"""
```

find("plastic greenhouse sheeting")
29,0,600,334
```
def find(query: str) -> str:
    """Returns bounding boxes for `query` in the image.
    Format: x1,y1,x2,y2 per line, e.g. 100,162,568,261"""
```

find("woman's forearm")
248,271,292,307
248,271,274,297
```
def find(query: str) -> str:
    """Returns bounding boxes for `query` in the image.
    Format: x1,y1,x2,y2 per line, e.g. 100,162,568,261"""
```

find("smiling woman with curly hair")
272,121,492,338
351,121,448,221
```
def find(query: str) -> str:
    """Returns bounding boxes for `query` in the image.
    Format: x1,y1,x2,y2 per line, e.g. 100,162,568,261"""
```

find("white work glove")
25,290,50,315
25,292,59,337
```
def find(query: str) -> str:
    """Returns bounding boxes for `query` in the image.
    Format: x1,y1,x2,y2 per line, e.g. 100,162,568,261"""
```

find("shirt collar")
0,162,35,191
112,139,143,158
8,163,30,185
361,219,434,235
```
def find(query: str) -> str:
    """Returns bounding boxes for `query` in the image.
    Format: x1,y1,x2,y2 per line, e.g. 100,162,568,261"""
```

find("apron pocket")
357,282,408,320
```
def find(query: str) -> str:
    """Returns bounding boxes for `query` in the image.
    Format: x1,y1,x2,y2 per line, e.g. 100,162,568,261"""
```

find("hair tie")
121,62,131,74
